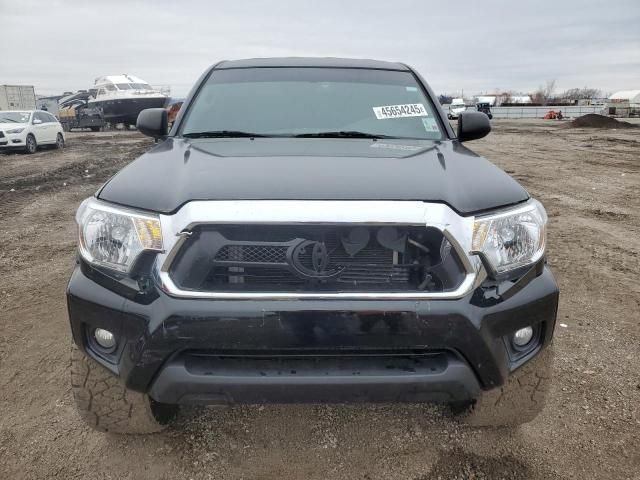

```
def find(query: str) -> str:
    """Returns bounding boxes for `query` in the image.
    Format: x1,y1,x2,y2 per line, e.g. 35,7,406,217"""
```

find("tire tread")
70,344,168,434
459,346,554,427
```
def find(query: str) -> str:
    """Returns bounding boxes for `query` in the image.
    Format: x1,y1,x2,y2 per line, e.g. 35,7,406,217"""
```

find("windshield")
0,111,30,123
130,83,152,90
180,68,443,140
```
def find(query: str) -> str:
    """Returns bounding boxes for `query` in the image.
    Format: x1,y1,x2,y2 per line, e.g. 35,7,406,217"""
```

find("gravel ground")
0,121,638,479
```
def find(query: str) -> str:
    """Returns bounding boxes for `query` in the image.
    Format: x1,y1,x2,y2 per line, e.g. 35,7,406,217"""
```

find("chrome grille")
167,225,466,293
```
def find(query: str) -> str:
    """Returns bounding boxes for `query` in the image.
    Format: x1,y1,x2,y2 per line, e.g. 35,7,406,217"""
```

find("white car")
0,110,65,154
447,104,467,120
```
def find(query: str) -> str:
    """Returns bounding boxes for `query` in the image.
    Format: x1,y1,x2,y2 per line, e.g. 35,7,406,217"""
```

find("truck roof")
216,57,410,71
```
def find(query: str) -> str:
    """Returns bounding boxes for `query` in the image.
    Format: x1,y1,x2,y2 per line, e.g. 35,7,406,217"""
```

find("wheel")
70,344,178,434
488,114,493,120
25,134,37,154
454,346,554,427
90,126,100,132
55,133,65,149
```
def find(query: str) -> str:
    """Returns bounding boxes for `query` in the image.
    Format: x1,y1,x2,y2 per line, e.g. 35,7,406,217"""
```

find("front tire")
455,346,554,427
70,344,177,434
25,134,37,154
55,133,64,149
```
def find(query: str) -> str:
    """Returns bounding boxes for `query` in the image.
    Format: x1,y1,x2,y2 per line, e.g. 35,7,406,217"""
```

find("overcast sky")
1,0,638,97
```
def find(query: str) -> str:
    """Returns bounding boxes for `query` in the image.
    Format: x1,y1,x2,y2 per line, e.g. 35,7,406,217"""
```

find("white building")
609,90,640,107
475,95,497,106
36,95,65,116
510,95,532,104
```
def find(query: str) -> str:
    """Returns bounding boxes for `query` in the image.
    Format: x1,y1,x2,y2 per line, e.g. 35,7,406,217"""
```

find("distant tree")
530,79,557,105
530,89,545,105
561,87,602,100
499,91,513,104
583,87,601,99
543,79,556,105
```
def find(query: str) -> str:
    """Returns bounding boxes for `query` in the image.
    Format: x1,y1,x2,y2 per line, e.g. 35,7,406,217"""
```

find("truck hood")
98,137,529,215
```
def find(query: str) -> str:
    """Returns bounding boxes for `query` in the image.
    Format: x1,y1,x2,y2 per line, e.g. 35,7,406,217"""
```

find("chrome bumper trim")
154,201,482,300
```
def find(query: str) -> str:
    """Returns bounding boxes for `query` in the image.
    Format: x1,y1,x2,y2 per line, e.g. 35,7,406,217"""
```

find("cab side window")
33,112,47,123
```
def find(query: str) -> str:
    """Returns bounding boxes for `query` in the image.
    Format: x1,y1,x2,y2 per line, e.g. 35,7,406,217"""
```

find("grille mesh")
216,245,288,263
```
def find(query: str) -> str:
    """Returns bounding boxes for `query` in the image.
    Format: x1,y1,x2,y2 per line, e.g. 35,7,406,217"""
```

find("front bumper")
0,130,27,148
67,260,559,405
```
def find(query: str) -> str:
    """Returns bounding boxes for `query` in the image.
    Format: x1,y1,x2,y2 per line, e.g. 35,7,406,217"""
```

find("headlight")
6,127,25,134
471,199,547,275
76,198,163,272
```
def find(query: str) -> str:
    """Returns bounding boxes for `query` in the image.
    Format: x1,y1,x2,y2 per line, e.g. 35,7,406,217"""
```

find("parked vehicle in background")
543,110,564,120
476,102,493,119
0,85,36,111
0,110,65,153
447,98,467,119
59,93,106,132
68,58,557,434
165,99,184,128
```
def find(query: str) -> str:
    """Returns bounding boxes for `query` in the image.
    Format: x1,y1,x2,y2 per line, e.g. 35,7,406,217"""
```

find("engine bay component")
376,226,407,253
341,227,370,256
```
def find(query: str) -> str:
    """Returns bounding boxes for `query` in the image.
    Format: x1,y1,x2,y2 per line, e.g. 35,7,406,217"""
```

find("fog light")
513,326,534,347
94,328,116,349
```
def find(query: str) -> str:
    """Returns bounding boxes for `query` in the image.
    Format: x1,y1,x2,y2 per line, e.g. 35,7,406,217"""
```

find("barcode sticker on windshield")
373,103,427,119
422,117,439,132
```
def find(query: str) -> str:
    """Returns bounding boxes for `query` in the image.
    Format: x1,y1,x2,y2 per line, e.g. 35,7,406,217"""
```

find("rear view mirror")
137,108,167,139
457,111,491,142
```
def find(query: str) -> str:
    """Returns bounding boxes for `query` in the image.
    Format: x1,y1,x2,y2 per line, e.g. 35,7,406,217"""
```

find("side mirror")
33,119,42,125
137,108,167,139
457,111,491,142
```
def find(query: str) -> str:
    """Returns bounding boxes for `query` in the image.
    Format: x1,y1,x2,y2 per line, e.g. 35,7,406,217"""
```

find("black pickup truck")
67,58,558,433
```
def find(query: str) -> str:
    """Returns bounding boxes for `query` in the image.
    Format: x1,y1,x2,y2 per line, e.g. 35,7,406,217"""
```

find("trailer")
0,85,36,110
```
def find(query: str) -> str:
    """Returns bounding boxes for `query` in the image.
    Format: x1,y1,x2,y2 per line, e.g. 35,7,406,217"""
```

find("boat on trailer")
88,75,167,127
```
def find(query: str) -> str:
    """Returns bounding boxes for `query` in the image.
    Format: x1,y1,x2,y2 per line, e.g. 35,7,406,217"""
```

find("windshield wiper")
0,118,18,123
294,130,392,139
182,130,270,138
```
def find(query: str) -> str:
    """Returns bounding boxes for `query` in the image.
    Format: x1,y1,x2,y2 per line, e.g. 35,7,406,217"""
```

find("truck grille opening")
168,225,466,293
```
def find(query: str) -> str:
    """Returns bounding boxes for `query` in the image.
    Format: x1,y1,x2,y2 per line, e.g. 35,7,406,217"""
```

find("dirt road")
0,123,638,479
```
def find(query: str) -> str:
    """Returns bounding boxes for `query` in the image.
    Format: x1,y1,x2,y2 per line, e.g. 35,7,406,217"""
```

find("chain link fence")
445,104,606,119
490,105,604,119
